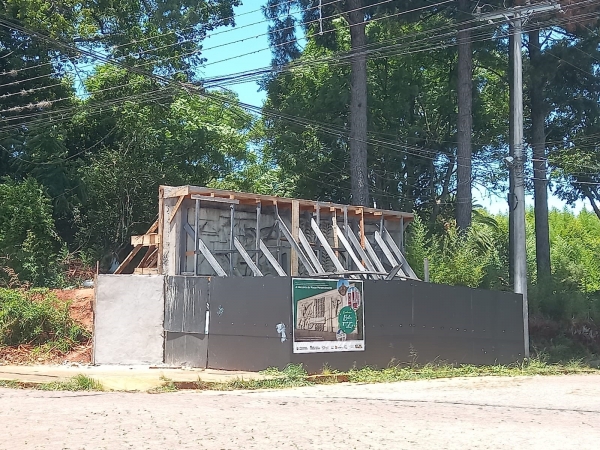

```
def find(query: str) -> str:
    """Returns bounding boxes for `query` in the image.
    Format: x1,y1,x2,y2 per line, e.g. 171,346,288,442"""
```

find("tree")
0,178,62,286
264,0,398,206
263,14,508,220
528,27,551,281
70,66,257,262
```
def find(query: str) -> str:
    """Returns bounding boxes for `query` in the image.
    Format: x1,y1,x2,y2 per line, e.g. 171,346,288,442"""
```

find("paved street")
1,374,599,449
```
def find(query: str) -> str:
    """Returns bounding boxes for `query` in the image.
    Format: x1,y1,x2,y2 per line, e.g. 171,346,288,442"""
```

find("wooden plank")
190,194,240,204
114,245,143,274
131,233,160,246
137,246,157,269
114,220,159,274
290,200,300,276
278,214,316,276
168,195,186,223
158,186,165,273
345,225,379,276
359,207,365,249
133,268,159,275
147,220,159,233
334,224,365,273
182,185,413,220
198,237,228,277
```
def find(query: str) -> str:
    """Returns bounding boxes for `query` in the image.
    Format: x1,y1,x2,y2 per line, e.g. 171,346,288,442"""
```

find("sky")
199,2,586,215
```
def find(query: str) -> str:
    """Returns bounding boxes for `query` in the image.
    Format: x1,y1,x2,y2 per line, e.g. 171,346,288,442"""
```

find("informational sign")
292,278,364,353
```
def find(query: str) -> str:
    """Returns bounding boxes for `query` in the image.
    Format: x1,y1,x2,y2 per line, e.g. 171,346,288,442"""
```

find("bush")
0,288,89,348
0,178,63,286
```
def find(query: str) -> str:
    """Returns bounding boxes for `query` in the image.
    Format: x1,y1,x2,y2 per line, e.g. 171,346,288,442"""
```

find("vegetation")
145,360,598,393
0,288,89,353
0,2,599,362
0,374,104,391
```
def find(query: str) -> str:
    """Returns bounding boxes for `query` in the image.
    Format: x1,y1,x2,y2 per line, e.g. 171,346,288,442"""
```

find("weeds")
0,375,103,391
0,288,89,357
37,374,103,391
346,358,595,384
148,376,179,393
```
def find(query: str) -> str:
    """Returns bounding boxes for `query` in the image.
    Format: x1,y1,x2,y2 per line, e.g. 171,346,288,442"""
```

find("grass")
0,374,103,391
149,358,598,393
346,358,594,384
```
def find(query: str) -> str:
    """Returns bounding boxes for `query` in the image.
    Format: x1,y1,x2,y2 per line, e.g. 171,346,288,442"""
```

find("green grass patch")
0,288,90,355
0,379,21,389
148,376,179,393
36,374,104,391
0,374,103,391
193,359,596,392
346,358,595,384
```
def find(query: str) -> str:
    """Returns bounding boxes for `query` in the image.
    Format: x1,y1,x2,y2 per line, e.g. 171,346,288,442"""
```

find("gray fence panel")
208,277,292,371
165,332,208,367
160,276,524,371
164,276,209,333
164,276,210,367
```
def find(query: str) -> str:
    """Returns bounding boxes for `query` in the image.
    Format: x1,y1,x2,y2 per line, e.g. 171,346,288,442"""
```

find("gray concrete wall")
93,275,164,365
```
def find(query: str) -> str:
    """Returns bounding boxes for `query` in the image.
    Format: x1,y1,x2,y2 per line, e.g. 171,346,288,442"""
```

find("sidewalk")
0,364,267,391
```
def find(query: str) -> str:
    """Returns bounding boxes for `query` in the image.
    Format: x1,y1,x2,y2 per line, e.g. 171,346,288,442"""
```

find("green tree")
0,178,62,285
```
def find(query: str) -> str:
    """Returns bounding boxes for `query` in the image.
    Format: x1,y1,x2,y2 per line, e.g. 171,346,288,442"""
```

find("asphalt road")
1,374,599,449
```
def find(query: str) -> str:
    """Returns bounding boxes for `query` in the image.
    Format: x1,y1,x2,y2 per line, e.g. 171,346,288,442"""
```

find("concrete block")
94,275,164,365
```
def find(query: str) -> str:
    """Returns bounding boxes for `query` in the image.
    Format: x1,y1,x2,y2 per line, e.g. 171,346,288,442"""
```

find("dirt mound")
54,288,94,332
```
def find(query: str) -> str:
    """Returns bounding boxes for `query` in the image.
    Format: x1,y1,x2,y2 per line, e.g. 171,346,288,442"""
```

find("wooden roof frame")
161,185,413,223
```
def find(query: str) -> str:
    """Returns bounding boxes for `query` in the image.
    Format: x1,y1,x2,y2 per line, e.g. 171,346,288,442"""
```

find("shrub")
0,288,89,348
0,178,62,286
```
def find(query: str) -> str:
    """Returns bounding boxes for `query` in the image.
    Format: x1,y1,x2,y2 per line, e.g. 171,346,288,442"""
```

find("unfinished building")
94,186,526,371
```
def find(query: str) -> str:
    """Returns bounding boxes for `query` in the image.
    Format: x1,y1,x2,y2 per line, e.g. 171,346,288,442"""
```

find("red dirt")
0,288,94,365
53,288,94,332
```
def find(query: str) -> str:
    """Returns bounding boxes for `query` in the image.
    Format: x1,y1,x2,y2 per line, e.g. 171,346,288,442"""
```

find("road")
1,374,599,449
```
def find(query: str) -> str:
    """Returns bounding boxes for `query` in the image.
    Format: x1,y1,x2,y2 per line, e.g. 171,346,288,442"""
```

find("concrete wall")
93,275,164,365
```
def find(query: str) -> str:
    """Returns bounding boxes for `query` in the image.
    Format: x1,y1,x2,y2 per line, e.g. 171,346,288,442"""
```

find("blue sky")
198,2,586,214
198,2,272,107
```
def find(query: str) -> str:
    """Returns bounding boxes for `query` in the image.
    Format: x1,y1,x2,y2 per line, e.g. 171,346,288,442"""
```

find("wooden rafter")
113,220,159,274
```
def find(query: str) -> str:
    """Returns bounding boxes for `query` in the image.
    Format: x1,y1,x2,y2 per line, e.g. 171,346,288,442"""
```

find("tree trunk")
583,187,600,220
347,0,369,207
456,0,473,231
508,31,515,287
528,29,551,282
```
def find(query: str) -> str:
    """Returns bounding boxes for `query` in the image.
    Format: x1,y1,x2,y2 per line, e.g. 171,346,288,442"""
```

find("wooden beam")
114,220,159,274
137,246,158,269
168,195,186,223
114,245,143,274
359,207,365,249
190,194,240,204
290,200,299,276
134,268,160,275
131,233,161,246
157,187,164,273
182,185,413,221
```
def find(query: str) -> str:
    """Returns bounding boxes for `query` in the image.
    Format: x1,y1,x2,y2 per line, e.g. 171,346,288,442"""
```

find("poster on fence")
292,278,364,354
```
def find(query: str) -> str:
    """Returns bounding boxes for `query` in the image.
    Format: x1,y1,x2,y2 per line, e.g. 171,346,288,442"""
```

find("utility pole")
475,1,560,360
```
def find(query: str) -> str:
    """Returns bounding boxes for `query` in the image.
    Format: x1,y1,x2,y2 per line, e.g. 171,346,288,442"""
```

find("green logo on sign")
338,306,357,334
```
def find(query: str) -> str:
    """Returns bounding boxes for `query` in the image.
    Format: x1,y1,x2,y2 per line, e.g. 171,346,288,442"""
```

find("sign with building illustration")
292,278,364,353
